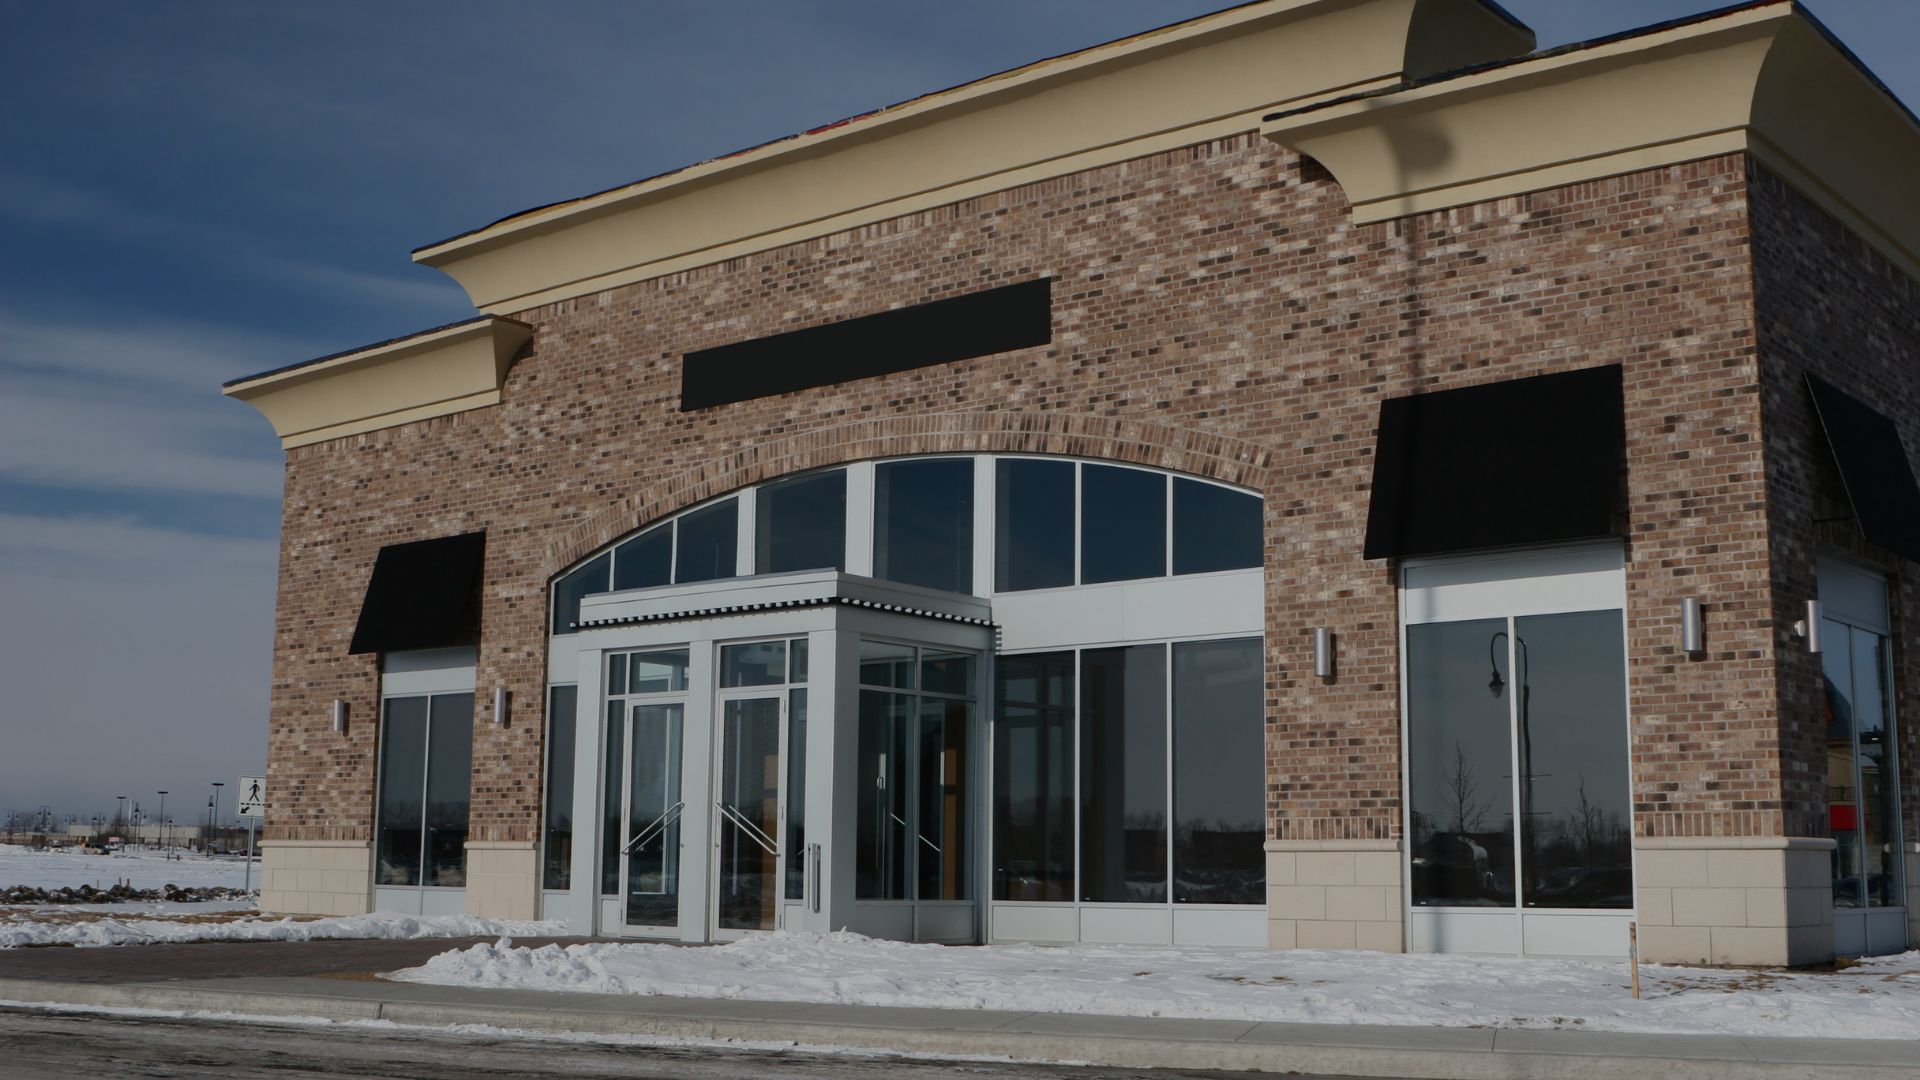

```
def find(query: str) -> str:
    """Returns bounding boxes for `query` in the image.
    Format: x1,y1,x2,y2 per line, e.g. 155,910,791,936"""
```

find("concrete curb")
1,977,1913,1080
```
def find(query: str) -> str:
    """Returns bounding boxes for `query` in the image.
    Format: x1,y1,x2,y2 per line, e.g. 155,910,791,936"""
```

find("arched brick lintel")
544,411,1275,577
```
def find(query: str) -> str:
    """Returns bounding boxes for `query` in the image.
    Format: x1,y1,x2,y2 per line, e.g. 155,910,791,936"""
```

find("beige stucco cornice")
412,0,1531,313
223,317,534,449
1260,2,1920,281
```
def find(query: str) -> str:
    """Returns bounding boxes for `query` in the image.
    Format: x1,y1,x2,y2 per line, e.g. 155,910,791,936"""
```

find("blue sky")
1,1,1915,825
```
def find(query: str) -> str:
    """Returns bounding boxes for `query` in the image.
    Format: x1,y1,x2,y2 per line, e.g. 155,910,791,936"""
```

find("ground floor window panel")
992,637,1265,911
543,686,576,890
374,692,473,887
855,643,977,902
1822,616,1904,909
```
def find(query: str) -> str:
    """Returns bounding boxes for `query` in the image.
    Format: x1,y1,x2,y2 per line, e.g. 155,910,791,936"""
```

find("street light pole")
114,795,127,833
157,791,169,856
208,782,224,856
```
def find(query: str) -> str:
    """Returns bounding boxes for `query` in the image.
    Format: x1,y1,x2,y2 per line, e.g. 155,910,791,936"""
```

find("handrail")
623,800,685,855
719,803,778,855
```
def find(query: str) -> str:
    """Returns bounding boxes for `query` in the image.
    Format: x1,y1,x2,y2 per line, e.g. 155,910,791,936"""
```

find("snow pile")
0,909,564,949
390,931,1920,1040
0,844,251,892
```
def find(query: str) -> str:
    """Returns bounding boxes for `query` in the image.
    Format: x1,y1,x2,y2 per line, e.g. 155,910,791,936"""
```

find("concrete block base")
259,840,372,916
1633,836,1835,966
465,841,539,920
1265,839,1402,952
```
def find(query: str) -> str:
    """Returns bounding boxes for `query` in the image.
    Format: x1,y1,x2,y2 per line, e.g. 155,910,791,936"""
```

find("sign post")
237,776,265,895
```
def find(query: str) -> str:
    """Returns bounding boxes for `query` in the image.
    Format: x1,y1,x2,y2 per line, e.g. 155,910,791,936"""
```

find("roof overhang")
1260,2,1920,280
412,0,1532,313
223,316,533,449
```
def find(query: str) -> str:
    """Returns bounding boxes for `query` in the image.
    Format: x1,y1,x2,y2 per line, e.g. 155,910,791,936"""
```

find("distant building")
225,0,1919,966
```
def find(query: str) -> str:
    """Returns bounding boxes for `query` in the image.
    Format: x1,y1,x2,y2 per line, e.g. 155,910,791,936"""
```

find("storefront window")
856,642,976,901
1081,466,1165,584
675,499,738,584
542,686,576,891
374,692,472,888
757,469,846,574
1080,644,1167,903
551,552,611,635
1173,478,1261,575
1407,618,1516,907
993,653,1074,901
613,526,671,591
1171,638,1265,904
1823,615,1904,909
873,459,974,594
995,459,1074,591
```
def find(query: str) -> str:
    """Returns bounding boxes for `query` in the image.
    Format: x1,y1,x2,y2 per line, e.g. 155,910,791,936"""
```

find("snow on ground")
0,908,567,949
0,844,252,892
390,930,1920,1041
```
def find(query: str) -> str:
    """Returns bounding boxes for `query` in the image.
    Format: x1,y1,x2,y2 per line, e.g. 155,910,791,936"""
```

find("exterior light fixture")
492,686,510,727
1793,599,1823,654
1681,597,1703,655
331,699,348,734
1312,627,1334,679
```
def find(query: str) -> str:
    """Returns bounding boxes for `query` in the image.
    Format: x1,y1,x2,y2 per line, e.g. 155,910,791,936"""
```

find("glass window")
1173,478,1261,575
374,696,428,886
1407,619,1514,907
993,653,1074,902
1080,465,1166,584
625,704,684,926
920,650,974,697
613,526,672,591
857,689,913,899
918,697,972,902
675,499,738,584
542,686,576,891
423,693,473,887
859,640,915,689
757,470,846,574
721,641,786,687
1080,645,1167,903
551,553,611,635
1823,608,1904,911
790,638,809,683
1512,611,1631,910
600,700,623,897
629,650,690,695
874,458,974,594
375,692,471,889
995,459,1074,592
786,689,808,901
1172,638,1265,904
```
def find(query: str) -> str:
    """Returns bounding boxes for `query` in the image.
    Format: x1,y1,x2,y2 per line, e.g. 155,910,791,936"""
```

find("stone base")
1265,839,1402,952
1634,836,1835,967
258,840,372,916
465,841,539,920
1907,843,1920,948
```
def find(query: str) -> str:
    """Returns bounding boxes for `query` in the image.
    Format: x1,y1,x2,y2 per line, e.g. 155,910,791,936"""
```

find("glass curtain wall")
856,642,976,901
374,692,474,887
1407,611,1630,910
990,637,1265,908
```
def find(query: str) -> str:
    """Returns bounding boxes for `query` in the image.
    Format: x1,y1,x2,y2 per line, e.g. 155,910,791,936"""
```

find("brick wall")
265,136,1787,854
1748,159,1920,847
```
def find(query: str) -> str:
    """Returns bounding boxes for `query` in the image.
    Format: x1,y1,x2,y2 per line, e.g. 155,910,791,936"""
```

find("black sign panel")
1363,365,1624,560
1806,374,1920,563
680,278,1051,410
348,531,486,655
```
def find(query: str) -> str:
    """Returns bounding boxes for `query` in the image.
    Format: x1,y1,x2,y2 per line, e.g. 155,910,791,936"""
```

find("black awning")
1806,374,1920,563
1363,365,1624,560
348,532,486,655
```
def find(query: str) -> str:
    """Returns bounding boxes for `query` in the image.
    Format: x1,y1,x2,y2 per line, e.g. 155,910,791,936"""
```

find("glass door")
618,703,685,931
714,694,784,936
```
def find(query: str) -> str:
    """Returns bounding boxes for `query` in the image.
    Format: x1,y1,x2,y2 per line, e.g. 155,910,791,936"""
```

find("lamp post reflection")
1488,630,1538,901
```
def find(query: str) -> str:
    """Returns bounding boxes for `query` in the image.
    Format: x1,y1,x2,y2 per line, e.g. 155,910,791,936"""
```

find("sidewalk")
0,940,1914,1079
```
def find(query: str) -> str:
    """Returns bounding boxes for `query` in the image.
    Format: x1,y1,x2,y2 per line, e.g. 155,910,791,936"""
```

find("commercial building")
225,0,1920,966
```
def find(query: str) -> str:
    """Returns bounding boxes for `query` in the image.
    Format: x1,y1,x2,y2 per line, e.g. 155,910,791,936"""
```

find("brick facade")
266,132,1816,851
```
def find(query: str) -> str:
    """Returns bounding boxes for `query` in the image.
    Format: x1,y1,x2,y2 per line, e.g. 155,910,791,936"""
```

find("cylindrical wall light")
492,686,510,727
1312,627,1335,679
1681,597,1703,655
330,699,348,734
1805,599,1823,654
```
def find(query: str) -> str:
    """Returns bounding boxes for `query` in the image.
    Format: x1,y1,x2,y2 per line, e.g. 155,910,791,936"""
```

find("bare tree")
1443,743,1491,834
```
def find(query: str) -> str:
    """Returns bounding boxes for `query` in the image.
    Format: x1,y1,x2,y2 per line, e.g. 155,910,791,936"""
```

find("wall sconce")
1681,597,1703,655
1312,627,1335,679
492,686,510,727
330,699,348,734
1792,599,1823,654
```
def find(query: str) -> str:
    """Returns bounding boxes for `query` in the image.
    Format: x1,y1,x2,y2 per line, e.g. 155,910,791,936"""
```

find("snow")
390,930,1920,1041
0,908,567,949
0,843,252,892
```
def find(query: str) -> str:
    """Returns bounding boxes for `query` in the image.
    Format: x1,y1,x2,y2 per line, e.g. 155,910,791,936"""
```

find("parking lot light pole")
157,791,168,855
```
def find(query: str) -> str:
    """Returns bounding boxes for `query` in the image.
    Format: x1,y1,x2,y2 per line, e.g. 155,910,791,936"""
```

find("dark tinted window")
994,459,1074,591
1407,619,1514,907
551,553,611,635
993,653,1074,902
1172,639,1264,904
675,499,738,583
422,693,473,887
1081,465,1165,584
1173,478,1261,575
613,526,671,591
874,459,974,593
374,697,428,886
757,470,846,573
1080,644,1167,902
542,686,576,891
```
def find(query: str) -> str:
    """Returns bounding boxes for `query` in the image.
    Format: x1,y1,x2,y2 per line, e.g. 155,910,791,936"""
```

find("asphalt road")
0,1006,1388,1079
